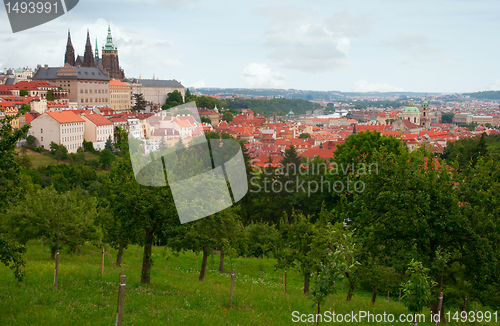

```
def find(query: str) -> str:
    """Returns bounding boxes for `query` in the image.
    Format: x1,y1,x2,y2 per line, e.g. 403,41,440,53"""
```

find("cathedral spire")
103,22,116,51
95,38,99,60
64,29,75,66
83,29,95,67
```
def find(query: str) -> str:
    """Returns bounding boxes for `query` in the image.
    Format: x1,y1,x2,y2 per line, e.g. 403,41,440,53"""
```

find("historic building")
402,97,421,125
109,79,131,112
32,64,112,107
64,23,125,80
128,78,185,107
400,95,441,129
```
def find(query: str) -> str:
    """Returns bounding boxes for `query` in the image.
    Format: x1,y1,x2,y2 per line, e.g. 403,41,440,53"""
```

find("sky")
1,0,499,93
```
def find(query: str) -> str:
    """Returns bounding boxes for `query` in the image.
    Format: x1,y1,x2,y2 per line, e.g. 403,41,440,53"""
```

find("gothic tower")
101,22,125,79
64,30,75,66
83,29,95,68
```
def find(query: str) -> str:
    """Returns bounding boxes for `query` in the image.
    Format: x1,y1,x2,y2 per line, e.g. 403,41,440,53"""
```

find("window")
41,128,43,133
41,137,43,141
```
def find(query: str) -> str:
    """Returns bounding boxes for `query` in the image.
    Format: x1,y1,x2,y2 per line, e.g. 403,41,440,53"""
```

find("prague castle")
64,23,125,80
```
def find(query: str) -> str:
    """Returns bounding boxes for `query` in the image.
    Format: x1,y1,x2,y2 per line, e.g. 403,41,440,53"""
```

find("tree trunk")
116,238,124,266
346,272,355,301
140,229,154,284
430,276,446,323
219,249,224,273
199,246,208,281
50,247,57,260
304,271,310,295
371,288,377,304
316,301,321,326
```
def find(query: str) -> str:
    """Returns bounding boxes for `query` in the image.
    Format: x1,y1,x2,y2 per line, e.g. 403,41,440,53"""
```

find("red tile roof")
83,113,113,126
47,111,85,123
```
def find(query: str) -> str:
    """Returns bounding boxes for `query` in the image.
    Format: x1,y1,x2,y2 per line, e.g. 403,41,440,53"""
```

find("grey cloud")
381,32,448,64
263,23,350,73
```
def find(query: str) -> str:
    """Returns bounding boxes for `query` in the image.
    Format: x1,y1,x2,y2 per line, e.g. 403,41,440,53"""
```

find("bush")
87,159,100,169
26,135,36,145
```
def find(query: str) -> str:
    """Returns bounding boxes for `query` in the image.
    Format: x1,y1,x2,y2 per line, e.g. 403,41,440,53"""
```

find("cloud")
490,79,500,91
353,80,404,92
129,0,199,9
324,10,376,38
381,32,451,64
252,5,315,25
254,5,359,73
240,63,286,88
262,23,350,73
190,79,206,88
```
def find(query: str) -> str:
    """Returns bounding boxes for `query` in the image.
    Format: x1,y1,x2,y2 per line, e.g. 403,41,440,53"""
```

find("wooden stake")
464,296,468,311
435,291,444,326
387,291,390,303
101,247,105,275
283,267,287,296
229,269,236,309
332,281,335,302
244,254,246,265
53,250,59,292
165,258,168,271
116,275,127,326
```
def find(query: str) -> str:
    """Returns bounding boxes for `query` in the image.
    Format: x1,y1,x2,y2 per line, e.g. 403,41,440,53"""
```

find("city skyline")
0,0,499,93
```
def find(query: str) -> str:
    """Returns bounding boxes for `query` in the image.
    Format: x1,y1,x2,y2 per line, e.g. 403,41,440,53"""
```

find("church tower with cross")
63,22,125,80
100,22,125,80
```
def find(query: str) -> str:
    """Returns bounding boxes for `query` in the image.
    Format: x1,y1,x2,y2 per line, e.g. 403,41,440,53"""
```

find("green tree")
0,105,30,205
334,130,406,167
185,88,196,102
163,90,184,110
26,135,36,145
132,93,147,111
222,111,233,122
441,113,454,124
340,148,493,312
298,133,311,139
279,211,315,294
309,223,358,326
82,139,95,153
401,260,437,326
105,136,114,152
200,117,211,124
196,96,221,110
99,148,114,169
46,90,56,101
169,207,244,281
0,237,26,281
19,90,28,97
3,185,99,259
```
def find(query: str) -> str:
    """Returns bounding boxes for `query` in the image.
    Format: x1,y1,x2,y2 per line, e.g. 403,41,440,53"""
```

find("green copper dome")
102,22,117,51
403,97,420,113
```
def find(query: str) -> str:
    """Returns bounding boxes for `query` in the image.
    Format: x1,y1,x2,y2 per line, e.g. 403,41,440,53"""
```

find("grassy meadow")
0,242,493,325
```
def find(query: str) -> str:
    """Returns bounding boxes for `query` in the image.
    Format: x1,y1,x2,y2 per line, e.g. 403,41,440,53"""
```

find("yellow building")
110,79,131,112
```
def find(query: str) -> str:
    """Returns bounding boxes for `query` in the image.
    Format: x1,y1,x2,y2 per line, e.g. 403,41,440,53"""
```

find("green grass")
16,148,61,167
0,243,493,325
